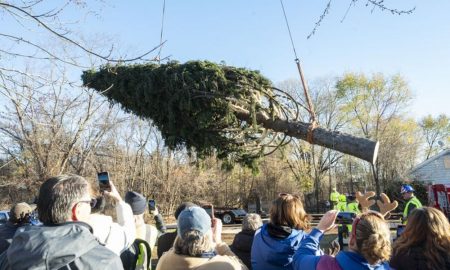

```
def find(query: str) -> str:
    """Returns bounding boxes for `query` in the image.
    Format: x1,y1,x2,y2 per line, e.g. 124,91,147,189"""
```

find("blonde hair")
354,211,391,265
173,230,214,257
393,207,450,269
270,193,310,230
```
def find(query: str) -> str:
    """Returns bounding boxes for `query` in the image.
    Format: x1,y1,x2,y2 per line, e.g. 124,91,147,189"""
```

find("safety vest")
337,201,347,212
345,201,360,232
403,196,422,224
330,192,340,203
346,202,361,214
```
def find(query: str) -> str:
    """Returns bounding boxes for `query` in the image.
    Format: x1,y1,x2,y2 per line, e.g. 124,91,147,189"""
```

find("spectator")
157,201,197,258
88,181,136,255
251,193,313,270
0,174,123,269
125,191,166,250
330,187,340,210
400,184,422,224
293,210,391,270
230,213,262,270
156,206,248,270
390,207,450,270
0,202,34,254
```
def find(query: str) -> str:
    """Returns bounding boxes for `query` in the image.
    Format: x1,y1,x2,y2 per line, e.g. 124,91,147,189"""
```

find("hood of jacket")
252,223,306,269
336,251,390,270
7,222,100,269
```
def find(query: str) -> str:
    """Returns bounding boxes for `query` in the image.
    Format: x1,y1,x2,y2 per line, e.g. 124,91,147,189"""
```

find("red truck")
428,184,450,219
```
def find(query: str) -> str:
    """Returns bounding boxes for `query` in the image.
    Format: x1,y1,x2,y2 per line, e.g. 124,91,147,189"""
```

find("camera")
336,212,356,225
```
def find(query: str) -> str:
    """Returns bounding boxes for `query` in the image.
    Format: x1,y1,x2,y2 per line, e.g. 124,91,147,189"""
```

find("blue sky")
4,0,450,118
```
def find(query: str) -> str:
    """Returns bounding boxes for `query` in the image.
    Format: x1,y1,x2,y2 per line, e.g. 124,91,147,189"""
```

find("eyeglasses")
76,198,97,208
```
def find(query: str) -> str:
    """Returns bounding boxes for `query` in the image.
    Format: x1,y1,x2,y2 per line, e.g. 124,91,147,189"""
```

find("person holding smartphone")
125,191,167,252
88,172,136,255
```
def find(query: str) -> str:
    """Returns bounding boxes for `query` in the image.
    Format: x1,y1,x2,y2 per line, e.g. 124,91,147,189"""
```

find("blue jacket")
251,223,308,270
293,228,391,270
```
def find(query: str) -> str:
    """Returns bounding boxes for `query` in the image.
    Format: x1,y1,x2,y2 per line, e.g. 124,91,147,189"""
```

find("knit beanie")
125,191,147,215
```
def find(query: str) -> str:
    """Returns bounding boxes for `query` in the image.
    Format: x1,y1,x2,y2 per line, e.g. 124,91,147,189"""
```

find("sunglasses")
76,198,97,208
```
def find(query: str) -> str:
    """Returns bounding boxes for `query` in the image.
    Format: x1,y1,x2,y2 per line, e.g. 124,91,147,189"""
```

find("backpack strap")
134,239,152,270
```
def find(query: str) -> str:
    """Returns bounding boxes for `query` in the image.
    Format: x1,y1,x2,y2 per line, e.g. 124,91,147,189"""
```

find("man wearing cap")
125,191,166,251
401,184,422,224
157,202,197,258
0,174,123,270
0,202,34,254
156,206,248,270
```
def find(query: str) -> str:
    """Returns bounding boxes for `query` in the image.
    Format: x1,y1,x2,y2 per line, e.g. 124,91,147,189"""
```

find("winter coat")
230,229,256,269
157,230,177,258
251,223,310,270
293,228,391,270
0,222,21,254
156,242,248,270
89,200,136,255
136,213,167,252
390,245,450,270
0,222,123,270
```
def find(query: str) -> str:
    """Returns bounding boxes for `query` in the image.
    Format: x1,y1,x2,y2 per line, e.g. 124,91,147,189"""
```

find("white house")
409,149,450,185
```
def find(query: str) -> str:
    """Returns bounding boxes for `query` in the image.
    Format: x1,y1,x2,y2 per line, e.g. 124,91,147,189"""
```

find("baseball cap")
177,206,211,239
10,202,34,223
401,184,414,194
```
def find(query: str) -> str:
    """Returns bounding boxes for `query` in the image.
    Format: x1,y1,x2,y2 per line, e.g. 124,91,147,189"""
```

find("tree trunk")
232,108,379,164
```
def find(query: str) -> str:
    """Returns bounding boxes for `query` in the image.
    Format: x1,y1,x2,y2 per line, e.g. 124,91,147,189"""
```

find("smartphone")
203,204,214,219
97,172,111,192
148,199,156,211
336,212,356,225
396,225,406,238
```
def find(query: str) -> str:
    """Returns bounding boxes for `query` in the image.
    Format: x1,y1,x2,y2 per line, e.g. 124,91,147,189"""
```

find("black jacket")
157,230,177,258
390,246,450,270
0,222,21,254
230,229,256,270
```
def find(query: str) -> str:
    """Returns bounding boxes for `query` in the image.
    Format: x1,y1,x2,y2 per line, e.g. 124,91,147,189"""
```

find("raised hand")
377,193,398,217
317,210,339,232
356,191,376,212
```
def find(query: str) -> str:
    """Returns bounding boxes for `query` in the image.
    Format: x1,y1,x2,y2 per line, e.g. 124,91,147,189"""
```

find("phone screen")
97,172,111,192
336,212,356,224
148,199,156,211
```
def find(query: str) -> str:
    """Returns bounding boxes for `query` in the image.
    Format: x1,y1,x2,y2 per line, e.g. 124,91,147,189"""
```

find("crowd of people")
0,174,449,270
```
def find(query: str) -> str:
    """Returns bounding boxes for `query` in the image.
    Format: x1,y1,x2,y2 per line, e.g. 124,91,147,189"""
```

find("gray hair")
37,174,89,225
243,213,263,231
173,230,214,256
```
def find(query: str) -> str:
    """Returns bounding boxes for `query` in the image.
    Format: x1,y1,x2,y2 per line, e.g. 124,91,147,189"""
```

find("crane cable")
157,0,166,63
279,0,318,144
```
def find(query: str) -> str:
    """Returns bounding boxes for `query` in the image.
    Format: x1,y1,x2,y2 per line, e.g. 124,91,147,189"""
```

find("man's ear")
71,204,79,221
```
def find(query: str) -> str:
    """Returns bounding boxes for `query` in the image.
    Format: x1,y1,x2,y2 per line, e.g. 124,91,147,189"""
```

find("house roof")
410,148,450,174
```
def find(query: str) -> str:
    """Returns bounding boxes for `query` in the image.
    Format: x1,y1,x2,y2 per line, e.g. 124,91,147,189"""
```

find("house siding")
410,152,450,184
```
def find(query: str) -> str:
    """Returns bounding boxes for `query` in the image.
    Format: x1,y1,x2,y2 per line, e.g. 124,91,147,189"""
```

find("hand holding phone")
97,172,111,192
